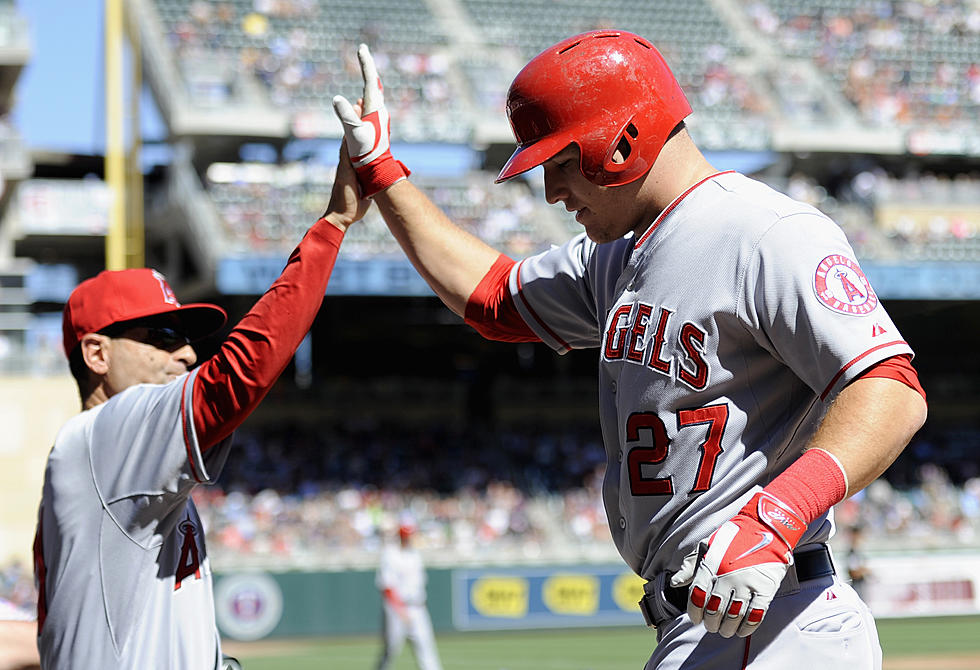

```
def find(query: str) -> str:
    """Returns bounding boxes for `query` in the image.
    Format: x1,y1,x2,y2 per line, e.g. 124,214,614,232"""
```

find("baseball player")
32,146,368,669
375,523,443,670
332,32,928,669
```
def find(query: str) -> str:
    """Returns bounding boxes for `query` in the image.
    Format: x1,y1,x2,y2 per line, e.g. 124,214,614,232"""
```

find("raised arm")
333,44,502,316
372,180,500,316
191,143,369,450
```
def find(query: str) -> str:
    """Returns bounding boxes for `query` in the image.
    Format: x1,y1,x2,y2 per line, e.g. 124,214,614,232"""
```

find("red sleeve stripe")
33,519,47,631
464,254,538,341
513,258,573,352
181,372,203,483
820,341,910,401
855,353,926,401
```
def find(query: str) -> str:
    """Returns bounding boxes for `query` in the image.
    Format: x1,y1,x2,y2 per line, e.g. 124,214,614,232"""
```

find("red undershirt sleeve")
192,220,344,451
464,253,539,342
853,353,926,402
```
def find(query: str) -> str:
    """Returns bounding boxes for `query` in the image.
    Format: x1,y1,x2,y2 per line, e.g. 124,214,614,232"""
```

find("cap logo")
152,270,181,307
813,255,878,315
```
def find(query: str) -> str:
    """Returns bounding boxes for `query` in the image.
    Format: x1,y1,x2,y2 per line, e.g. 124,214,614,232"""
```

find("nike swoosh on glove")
669,491,807,638
332,44,410,197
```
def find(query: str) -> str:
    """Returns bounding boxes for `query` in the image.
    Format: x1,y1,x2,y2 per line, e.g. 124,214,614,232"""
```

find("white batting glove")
332,44,410,197
670,491,807,638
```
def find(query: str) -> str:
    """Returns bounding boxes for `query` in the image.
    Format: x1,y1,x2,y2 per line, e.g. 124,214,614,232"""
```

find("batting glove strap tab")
669,491,808,638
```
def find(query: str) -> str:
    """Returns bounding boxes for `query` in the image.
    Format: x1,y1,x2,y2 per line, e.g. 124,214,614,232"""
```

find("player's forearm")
191,220,345,448
374,180,501,316
805,376,928,496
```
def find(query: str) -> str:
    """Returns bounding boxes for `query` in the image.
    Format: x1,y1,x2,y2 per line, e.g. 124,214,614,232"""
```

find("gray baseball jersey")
34,367,232,670
507,171,912,579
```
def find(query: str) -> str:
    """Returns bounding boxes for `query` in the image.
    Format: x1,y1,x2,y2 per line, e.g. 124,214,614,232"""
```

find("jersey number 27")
626,404,729,496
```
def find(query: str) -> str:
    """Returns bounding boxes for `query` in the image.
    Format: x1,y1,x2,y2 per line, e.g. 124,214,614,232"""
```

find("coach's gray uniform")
508,172,910,667
35,368,232,670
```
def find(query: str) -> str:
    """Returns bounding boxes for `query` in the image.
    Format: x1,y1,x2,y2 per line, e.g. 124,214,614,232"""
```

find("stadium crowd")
157,0,980,131
4,420,977,610
183,418,980,570
757,0,980,127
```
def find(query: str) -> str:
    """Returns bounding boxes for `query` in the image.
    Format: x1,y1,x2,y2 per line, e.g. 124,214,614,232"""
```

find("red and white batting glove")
332,44,410,198
670,491,807,638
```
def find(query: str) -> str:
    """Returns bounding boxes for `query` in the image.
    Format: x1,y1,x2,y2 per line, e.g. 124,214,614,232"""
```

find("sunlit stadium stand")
0,1,37,376
203,160,573,258
764,0,980,129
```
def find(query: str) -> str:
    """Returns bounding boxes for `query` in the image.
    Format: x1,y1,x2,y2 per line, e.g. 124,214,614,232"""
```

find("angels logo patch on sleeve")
813,254,879,315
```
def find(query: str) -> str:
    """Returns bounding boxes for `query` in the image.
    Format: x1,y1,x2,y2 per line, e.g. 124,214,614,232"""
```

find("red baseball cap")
62,268,227,356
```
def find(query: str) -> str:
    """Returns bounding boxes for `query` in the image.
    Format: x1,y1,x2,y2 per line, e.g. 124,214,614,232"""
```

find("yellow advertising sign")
471,577,529,618
542,574,599,615
612,572,646,612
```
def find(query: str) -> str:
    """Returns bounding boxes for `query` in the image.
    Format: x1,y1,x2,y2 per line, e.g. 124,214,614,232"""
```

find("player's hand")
322,140,371,232
332,44,410,197
669,491,807,638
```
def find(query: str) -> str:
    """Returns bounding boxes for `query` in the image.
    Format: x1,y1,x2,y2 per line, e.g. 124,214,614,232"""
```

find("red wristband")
763,449,848,524
355,153,410,198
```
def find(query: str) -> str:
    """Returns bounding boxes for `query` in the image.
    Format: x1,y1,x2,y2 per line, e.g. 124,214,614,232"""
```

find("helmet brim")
495,134,575,183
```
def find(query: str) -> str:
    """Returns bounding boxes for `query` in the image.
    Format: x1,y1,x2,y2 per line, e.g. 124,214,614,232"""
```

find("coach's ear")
79,333,111,376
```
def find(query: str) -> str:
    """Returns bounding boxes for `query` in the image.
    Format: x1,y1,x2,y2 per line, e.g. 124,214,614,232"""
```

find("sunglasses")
100,323,191,352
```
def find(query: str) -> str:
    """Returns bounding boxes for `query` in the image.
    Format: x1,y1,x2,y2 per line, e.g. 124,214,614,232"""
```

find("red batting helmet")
496,30,692,187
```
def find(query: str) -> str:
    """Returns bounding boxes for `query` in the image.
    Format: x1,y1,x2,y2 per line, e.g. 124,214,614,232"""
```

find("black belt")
642,543,835,628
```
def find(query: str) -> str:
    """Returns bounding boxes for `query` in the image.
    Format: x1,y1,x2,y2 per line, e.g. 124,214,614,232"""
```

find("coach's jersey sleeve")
739,210,913,400
90,368,232,545
509,232,629,353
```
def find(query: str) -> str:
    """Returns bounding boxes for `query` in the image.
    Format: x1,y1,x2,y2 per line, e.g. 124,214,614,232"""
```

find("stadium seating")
203,161,575,258
763,0,980,127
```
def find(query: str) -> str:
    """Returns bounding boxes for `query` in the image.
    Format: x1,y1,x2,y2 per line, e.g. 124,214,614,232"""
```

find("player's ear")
79,333,111,376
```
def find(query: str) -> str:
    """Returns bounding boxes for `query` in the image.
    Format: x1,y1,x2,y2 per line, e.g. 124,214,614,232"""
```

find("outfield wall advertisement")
451,565,646,631
213,553,980,640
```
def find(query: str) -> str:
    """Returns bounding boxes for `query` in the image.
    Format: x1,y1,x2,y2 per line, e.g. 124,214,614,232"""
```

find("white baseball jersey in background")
376,542,442,670
34,367,232,670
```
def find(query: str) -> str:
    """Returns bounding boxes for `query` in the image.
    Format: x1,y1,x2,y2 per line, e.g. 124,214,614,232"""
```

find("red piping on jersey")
821,340,909,401
180,372,203,483
513,258,573,351
741,635,752,669
33,519,47,632
635,171,735,248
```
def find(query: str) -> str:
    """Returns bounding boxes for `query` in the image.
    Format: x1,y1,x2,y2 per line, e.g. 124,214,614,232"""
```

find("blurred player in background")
333,31,927,669
846,523,872,601
375,522,443,670
31,147,367,669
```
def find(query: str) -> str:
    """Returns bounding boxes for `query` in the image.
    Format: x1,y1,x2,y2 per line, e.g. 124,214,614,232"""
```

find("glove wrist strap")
355,154,411,198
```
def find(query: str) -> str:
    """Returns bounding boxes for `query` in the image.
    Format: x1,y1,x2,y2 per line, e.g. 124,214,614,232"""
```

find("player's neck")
82,385,111,410
637,138,718,231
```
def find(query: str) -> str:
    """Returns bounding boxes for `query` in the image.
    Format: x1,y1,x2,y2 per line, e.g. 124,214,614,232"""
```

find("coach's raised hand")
332,44,411,197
